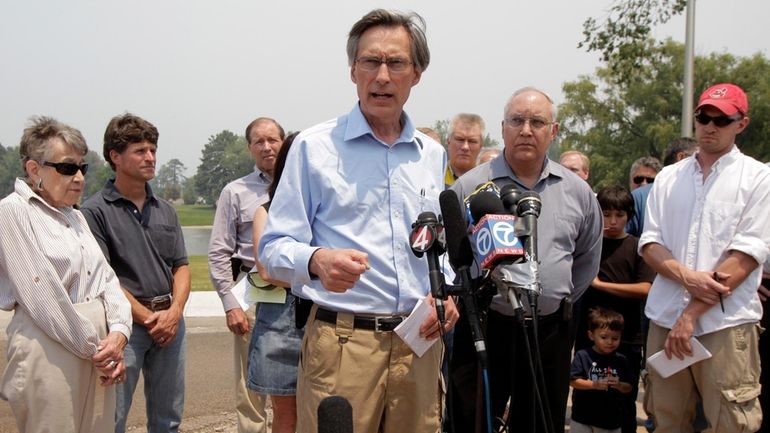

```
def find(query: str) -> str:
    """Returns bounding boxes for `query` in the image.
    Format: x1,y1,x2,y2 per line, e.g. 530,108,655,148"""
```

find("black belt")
240,264,252,273
137,294,172,312
314,307,405,332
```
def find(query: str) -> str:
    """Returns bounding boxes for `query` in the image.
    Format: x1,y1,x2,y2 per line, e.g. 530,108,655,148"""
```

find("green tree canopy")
152,158,186,201
0,144,22,198
194,130,252,205
558,39,770,189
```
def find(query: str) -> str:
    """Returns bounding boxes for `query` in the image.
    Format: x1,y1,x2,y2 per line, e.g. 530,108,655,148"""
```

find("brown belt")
137,294,172,312
314,307,405,332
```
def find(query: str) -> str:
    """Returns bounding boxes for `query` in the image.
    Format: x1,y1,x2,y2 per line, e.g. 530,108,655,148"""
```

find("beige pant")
234,302,268,433
1,300,113,433
647,322,762,433
296,305,444,433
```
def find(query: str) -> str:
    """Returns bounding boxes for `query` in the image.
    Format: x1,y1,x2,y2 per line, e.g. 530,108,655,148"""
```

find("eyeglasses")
43,161,89,175
504,116,552,130
694,112,742,127
354,56,413,73
632,176,655,185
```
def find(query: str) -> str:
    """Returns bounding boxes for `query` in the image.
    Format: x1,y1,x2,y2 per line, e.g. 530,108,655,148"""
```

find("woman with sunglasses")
0,117,132,432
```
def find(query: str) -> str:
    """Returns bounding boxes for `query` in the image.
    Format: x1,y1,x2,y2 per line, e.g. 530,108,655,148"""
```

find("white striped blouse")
0,178,131,359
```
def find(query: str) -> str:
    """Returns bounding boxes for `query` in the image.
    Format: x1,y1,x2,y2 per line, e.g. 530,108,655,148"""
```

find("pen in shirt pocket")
713,271,725,313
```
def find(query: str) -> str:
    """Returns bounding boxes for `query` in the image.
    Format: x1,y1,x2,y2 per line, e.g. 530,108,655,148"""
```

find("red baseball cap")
696,83,749,116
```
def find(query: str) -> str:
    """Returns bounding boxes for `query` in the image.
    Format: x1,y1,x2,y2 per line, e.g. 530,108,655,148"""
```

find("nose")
375,62,391,83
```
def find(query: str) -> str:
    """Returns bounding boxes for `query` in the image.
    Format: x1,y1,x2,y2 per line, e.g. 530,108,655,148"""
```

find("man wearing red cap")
639,83,770,432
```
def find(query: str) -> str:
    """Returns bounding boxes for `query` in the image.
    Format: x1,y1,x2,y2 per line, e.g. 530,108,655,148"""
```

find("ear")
350,65,357,84
109,149,120,167
551,122,560,140
25,159,40,179
735,115,750,134
411,69,422,86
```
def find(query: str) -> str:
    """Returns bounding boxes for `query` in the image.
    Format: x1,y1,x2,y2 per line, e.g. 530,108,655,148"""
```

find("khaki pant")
1,300,113,433
234,303,268,433
647,322,762,433
296,305,443,433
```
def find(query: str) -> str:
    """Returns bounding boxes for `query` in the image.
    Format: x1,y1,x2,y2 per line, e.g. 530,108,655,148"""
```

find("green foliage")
194,131,252,205
83,151,112,200
559,39,770,188
182,175,198,204
153,158,186,201
483,133,500,149
0,144,23,197
173,204,216,226
580,0,687,84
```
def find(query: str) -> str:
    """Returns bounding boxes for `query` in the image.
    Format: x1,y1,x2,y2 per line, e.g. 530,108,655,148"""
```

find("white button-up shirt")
640,146,770,335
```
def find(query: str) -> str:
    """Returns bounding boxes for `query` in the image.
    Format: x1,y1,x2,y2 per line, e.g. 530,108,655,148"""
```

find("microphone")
440,190,488,367
468,192,524,270
516,191,543,297
410,211,446,324
318,396,353,433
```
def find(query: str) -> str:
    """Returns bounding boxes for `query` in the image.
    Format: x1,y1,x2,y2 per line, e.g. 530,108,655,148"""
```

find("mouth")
371,92,393,100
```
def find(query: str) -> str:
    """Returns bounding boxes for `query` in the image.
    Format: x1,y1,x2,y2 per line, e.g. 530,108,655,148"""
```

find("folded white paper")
647,337,712,378
230,266,287,310
394,298,439,357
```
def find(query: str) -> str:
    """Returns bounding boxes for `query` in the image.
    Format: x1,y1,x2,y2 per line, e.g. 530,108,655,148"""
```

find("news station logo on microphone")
409,215,445,256
472,214,524,268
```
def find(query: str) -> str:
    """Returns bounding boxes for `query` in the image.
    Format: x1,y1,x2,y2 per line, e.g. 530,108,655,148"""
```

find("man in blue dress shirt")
259,9,458,433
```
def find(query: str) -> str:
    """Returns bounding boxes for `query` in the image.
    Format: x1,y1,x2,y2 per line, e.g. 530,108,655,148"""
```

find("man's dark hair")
347,9,430,73
662,137,697,166
587,306,624,333
245,117,285,145
103,113,159,170
596,185,635,219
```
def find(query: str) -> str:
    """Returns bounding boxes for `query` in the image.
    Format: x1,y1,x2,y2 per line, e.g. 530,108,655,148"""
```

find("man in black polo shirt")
81,113,190,433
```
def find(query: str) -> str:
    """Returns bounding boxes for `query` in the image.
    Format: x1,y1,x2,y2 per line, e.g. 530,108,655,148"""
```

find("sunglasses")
43,161,89,175
694,112,742,127
633,176,655,185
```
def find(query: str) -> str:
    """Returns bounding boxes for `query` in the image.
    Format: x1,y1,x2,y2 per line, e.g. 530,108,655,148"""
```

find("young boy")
575,185,655,433
570,307,633,433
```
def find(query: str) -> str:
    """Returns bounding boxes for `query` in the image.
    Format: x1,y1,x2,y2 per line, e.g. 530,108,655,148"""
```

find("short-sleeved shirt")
81,180,188,299
570,347,633,430
580,235,655,344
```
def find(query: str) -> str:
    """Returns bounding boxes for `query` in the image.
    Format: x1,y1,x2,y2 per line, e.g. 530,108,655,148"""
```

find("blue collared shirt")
259,104,447,315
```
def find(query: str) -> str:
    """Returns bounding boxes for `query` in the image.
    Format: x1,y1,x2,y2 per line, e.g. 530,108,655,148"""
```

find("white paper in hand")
647,337,712,378
394,298,439,357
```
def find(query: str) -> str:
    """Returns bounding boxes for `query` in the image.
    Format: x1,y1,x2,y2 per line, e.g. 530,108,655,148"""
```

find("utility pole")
681,0,696,137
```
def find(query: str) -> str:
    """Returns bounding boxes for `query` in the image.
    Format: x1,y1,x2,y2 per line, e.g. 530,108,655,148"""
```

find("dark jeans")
486,307,575,433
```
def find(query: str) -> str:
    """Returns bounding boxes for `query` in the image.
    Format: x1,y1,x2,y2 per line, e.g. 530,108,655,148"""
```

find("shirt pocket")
146,224,179,263
551,213,582,253
702,201,741,252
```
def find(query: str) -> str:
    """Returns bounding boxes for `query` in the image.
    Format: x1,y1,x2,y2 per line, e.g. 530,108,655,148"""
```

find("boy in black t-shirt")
570,307,633,433
575,185,655,432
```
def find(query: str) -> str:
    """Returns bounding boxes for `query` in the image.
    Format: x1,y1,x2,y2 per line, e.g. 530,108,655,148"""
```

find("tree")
0,144,22,197
153,158,186,201
580,0,687,82
194,131,252,205
83,150,112,200
182,175,198,205
558,39,770,189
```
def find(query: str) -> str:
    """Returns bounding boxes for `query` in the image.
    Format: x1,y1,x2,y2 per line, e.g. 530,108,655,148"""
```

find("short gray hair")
20,116,88,176
449,113,486,141
629,156,662,179
347,9,430,73
503,86,558,120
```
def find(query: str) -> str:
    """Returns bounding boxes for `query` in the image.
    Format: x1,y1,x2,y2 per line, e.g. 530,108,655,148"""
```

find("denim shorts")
247,293,304,396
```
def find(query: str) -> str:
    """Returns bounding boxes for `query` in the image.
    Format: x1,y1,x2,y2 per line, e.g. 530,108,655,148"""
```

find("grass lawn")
188,255,214,292
174,204,216,226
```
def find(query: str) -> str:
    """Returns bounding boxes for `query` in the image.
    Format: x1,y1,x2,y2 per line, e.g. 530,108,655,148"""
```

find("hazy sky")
1,1,767,176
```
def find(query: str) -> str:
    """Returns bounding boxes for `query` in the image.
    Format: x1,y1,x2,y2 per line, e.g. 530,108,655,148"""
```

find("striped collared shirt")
0,178,131,359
